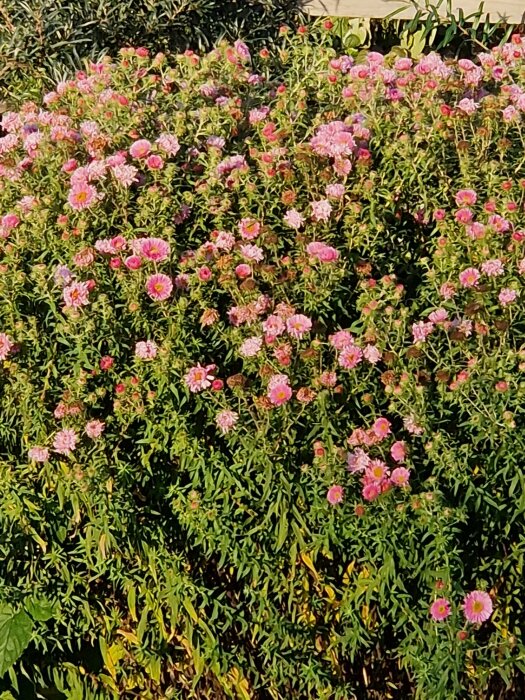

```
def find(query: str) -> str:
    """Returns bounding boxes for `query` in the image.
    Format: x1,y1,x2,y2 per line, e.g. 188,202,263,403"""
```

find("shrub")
1,29,525,699
0,0,302,80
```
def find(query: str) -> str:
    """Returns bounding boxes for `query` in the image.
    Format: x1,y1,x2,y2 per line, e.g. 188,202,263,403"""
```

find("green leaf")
0,606,33,675
25,597,56,622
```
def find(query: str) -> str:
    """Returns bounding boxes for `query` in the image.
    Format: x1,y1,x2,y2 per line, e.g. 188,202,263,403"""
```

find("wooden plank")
303,0,525,23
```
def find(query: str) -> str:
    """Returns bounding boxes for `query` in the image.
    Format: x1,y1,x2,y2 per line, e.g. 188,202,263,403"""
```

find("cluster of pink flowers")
430,590,493,624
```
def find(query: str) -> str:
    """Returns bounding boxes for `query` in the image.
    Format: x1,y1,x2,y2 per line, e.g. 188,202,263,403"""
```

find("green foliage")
0,25,525,700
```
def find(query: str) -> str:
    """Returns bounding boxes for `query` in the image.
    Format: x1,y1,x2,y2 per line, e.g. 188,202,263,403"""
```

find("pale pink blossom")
184,364,216,392
63,281,90,308
481,259,504,276
338,344,363,369
135,340,158,359
412,320,434,344
129,139,151,158
286,314,312,339
85,420,105,439
53,428,78,455
498,288,518,306
311,199,333,223
239,336,263,357
28,446,49,462
67,182,100,210
284,209,305,229
462,591,493,623
329,330,354,350
327,484,344,505
430,598,451,621
459,267,480,288
238,218,261,240
390,441,406,462
239,244,264,262
156,133,180,156
390,466,410,486
215,409,239,434
363,344,381,364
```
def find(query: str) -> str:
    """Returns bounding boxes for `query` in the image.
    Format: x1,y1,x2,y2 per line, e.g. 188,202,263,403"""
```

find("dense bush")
1,28,525,699
0,0,301,79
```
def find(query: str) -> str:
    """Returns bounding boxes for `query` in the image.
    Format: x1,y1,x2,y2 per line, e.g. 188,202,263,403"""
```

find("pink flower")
362,483,381,501
129,139,151,159
455,207,473,224
239,244,264,262
412,320,434,344
499,288,518,306
466,222,486,240
457,98,478,115
125,255,142,270
156,133,180,156
325,183,345,199
68,182,99,210
215,409,239,434
215,231,236,251
366,460,389,482
0,333,13,360
462,591,493,623
455,189,477,206
28,446,49,463
63,281,90,308
428,308,448,324
267,376,293,406
286,314,312,339
146,154,164,170
440,282,456,300
135,340,158,359
372,417,391,439
112,164,138,187
347,448,370,472
239,336,263,358
459,267,480,288
306,241,340,263
481,259,504,277
184,364,216,392
330,330,353,350
284,209,305,229
319,370,337,387
327,484,344,505
390,466,410,486
430,598,451,621
146,274,173,301
390,441,406,462
238,218,261,240
139,237,170,262
235,264,252,279
263,314,285,337
53,428,78,455
363,344,381,364
85,420,105,439
73,248,95,268
311,199,333,222
198,266,212,281
338,344,363,369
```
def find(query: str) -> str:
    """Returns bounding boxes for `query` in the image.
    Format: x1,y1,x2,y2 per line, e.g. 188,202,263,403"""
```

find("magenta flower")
338,344,363,369
146,273,173,301
455,189,477,206
68,182,99,210
139,237,170,262
390,467,410,486
267,375,292,406
430,598,451,621
327,484,344,505
372,417,391,439
53,428,78,455
459,267,480,288
462,591,493,624
125,255,142,270
390,441,406,462
129,139,151,159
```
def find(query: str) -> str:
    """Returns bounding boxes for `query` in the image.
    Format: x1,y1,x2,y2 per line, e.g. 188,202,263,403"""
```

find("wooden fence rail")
304,0,525,23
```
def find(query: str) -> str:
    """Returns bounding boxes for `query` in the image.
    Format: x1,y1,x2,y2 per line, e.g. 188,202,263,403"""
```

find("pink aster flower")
215,231,236,251
462,590,493,624
325,183,345,199
135,340,158,359
390,466,410,486
28,446,49,463
428,308,448,324
139,237,170,262
85,420,105,439
68,182,100,210
362,482,381,501
455,189,477,206
412,320,434,344
319,370,337,387
53,428,78,455
284,209,305,229
0,333,13,360
146,273,173,301
338,344,363,369
239,244,264,262
459,267,480,288
430,598,451,621
439,282,456,300
457,98,478,115
125,255,142,270
239,336,263,357
366,459,389,482
235,264,252,279
327,484,344,505
63,281,90,308
286,314,312,339
330,330,353,350
390,441,406,462
238,218,261,240
481,259,504,277
156,133,180,156
372,417,391,439
311,199,333,223
215,409,239,434
499,288,518,306
184,363,216,392
146,154,164,170
262,314,286,337
306,241,340,263
112,164,138,187
129,139,151,159
267,376,293,406
363,344,381,364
